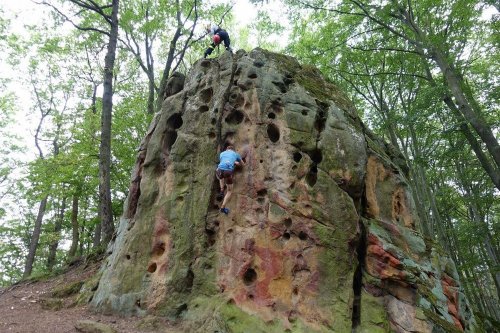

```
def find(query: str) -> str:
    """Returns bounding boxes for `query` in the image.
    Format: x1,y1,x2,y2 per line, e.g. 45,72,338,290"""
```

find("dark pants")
216,168,234,184
216,30,230,48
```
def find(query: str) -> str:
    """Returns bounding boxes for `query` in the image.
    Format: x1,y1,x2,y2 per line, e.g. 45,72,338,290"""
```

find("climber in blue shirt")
216,145,244,214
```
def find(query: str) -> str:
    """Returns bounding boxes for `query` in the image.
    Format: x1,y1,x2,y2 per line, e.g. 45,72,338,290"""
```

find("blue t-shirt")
218,150,242,171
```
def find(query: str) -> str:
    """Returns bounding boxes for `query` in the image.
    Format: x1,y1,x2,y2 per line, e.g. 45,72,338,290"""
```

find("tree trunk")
469,203,500,300
430,50,500,169
23,195,49,278
68,194,79,259
99,0,120,246
442,96,500,191
93,210,102,249
155,28,181,112
47,197,66,271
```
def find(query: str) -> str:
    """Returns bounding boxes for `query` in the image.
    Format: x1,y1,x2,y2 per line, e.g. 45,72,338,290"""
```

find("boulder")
90,48,479,332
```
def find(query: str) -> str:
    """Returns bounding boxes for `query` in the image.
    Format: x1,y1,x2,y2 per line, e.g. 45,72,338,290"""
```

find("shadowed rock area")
90,48,480,332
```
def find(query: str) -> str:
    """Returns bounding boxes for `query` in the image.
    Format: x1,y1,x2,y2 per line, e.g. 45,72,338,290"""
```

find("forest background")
0,0,498,325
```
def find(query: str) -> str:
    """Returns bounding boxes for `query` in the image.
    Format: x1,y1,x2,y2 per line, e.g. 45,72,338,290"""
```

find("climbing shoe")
220,207,230,215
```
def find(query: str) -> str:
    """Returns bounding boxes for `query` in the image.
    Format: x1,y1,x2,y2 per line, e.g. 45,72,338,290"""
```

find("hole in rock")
248,294,254,300
298,231,308,241
293,287,299,295
126,254,131,260
211,118,216,125
260,159,263,163
225,110,244,125
301,109,308,116
309,149,323,164
200,59,211,68
167,113,183,130
248,73,258,79
267,123,280,143
272,97,282,105
268,112,276,119
209,132,216,139
152,241,166,256
284,218,292,228
163,113,183,154
176,303,188,317
293,152,302,162
135,299,141,308
257,189,267,197
228,228,233,234
283,232,291,240
306,165,318,187
199,87,213,103
206,229,216,246
147,262,157,273
253,59,265,67
186,269,194,291
199,105,209,113
243,268,258,285
164,131,177,153
272,80,288,93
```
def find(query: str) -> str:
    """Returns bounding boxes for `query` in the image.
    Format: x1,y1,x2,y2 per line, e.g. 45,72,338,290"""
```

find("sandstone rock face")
90,49,479,332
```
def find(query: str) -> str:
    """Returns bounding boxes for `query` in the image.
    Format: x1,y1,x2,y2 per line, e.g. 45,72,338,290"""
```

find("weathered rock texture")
90,49,480,332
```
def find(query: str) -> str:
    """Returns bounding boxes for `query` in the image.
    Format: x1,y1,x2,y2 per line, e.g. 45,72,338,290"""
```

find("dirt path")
0,261,172,333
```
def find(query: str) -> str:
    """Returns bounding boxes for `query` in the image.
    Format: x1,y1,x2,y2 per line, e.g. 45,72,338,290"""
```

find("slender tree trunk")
156,27,181,112
93,209,102,249
147,79,155,114
426,49,500,170
443,96,500,191
23,195,49,278
469,203,500,299
47,197,66,271
99,0,120,246
68,194,79,259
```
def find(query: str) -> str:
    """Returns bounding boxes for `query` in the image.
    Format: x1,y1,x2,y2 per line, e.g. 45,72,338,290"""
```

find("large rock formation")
90,49,480,332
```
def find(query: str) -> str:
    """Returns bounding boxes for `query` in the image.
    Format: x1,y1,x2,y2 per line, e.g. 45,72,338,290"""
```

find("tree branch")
334,68,430,81
39,1,110,36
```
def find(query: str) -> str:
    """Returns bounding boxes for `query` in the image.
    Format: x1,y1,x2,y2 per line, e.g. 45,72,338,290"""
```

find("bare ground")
0,260,174,333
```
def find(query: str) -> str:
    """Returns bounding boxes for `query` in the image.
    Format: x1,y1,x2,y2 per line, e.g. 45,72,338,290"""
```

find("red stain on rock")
244,239,256,255
270,225,285,239
153,219,169,237
442,273,457,287
441,275,463,331
305,271,320,292
256,246,283,278
151,240,166,256
366,234,405,280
